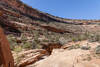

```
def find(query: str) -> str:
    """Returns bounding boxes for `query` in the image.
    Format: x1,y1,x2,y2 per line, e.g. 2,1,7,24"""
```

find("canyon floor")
12,40,100,67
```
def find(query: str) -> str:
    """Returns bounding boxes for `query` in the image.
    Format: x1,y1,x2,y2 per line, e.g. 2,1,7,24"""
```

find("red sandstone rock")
14,49,48,67
0,27,14,67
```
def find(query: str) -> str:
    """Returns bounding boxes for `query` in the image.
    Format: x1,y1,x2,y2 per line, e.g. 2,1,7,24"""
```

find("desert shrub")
68,44,80,50
21,34,27,42
22,42,32,49
67,45,75,50
75,44,81,48
42,39,49,42
72,37,78,42
86,54,92,61
94,45,100,58
82,54,92,61
10,43,18,50
95,45,100,54
80,45,91,50
14,46,22,52
89,33,100,42
72,34,88,42
7,35,18,50
58,37,68,45
7,35,16,44
22,41,42,49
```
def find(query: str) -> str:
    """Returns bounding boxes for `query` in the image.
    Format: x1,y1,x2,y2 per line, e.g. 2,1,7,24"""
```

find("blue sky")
21,0,100,19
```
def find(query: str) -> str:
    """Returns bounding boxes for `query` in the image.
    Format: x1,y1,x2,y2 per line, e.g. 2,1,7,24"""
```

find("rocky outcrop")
13,49,48,67
0,13,21,35
3,0,100,24
41,25,71,33
0,7,20,18
33,41,100,67
0,10,35,35
41,43,62,55
13,43,63,67
0,0,64,22
12,41,100,67
31,22,73,33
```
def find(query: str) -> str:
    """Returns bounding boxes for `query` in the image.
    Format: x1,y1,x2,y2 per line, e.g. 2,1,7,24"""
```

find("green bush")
89,34,100,42
68,44,80,50
14,46,22,52
80,45,91,50
59,37,68,45
22,42,32,49
95,45,100,54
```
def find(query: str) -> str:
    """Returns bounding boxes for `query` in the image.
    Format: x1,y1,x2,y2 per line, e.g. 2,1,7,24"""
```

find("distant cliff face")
0,0,61,22
1,0,100,24
0,0,100,34
0,0,68,35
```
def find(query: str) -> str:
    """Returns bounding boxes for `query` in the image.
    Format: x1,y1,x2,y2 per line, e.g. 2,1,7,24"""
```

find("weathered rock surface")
33,49,100,67
13,49,48,67
31,41,100,67
0,0,65,22
11,41,100,67
41,43,62,55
